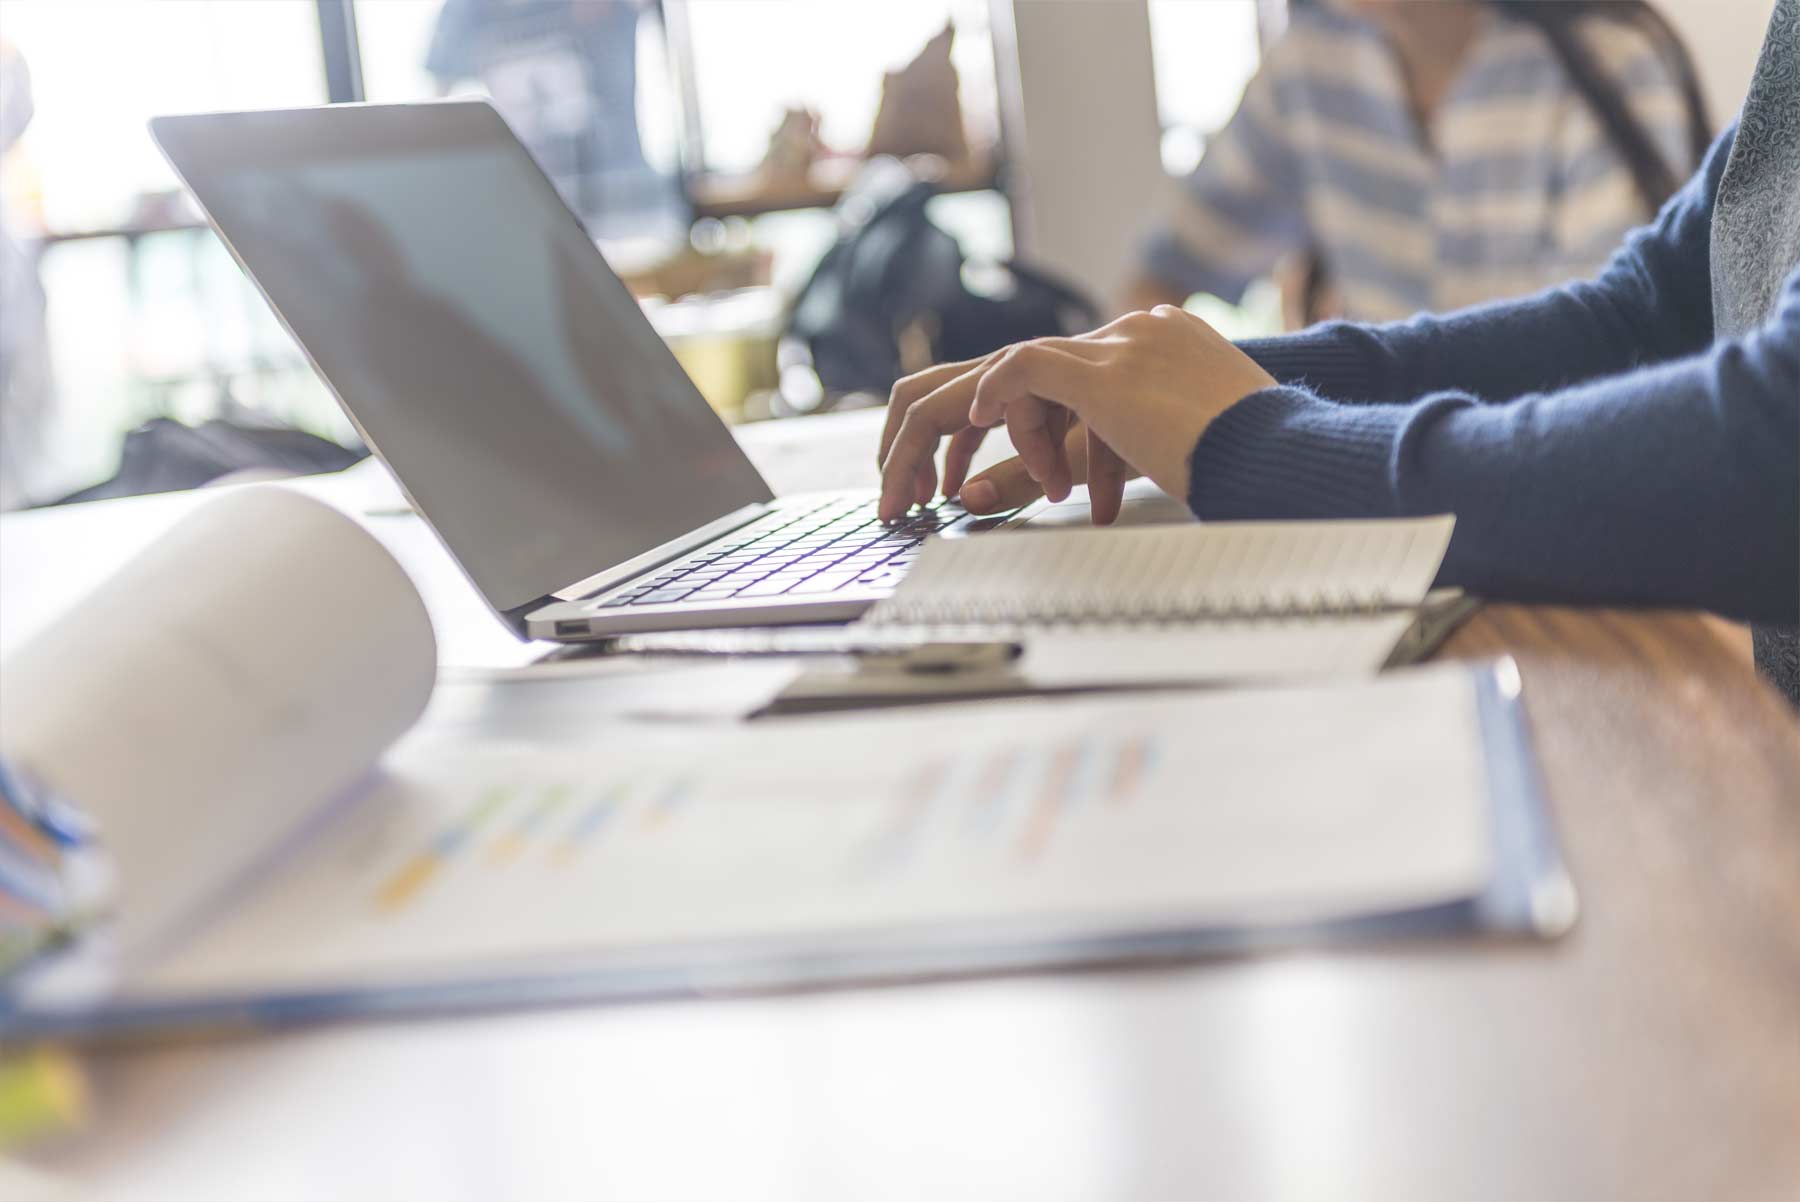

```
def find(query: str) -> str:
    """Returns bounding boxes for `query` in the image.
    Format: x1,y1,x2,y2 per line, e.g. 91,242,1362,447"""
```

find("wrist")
1151,373,1271,498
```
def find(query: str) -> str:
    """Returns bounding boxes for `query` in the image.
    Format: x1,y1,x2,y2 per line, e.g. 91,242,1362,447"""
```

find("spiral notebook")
773,517,1466,707
866,516,1456,628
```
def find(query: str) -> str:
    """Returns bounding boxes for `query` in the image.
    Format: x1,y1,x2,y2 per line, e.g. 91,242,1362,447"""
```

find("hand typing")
876,306,1275,524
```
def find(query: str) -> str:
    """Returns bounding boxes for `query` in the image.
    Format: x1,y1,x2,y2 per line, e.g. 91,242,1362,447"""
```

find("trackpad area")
1020,477,1196,529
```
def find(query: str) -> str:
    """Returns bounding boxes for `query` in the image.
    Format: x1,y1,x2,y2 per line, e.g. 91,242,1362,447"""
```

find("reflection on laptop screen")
157,105,771,612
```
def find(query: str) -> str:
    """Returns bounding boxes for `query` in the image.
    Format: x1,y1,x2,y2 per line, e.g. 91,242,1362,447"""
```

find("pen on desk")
580,630,1024,673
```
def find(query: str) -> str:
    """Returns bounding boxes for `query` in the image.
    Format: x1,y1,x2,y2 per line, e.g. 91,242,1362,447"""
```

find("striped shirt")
1141,3,1705,321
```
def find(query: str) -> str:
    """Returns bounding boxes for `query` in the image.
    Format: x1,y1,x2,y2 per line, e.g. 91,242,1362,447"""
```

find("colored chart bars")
371,730,1163,911
863,732,1161,871
374,773,696,913
376,785,513,911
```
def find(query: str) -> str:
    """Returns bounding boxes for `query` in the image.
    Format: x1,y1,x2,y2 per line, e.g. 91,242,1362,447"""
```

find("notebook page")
864,516,1455,627
136,666,1494,997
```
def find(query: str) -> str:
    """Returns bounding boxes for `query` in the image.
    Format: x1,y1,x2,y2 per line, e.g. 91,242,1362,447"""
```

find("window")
679,0,998,176
672,0,1009,298
1144,0,1281,335
0,1,341,500
356,0,688,247
0,0,1019,500
354,0,1011,279
1147,0,1265,175
353,0,1013,410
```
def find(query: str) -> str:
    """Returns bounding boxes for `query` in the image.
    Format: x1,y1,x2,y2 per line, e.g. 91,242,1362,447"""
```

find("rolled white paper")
0,486,437,957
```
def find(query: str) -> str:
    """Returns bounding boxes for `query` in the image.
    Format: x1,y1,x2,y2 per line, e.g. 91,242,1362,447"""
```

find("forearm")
1235,266,1714,406
1190,313,1800,624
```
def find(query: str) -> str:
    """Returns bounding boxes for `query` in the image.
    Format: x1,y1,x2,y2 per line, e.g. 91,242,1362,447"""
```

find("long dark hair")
1487,2,1712,213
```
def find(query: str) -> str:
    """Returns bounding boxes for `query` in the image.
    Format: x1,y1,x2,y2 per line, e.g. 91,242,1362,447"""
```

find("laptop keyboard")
591,496,975,609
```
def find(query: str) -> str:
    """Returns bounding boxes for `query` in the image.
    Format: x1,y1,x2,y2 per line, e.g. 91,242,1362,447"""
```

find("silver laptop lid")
150,101,773,617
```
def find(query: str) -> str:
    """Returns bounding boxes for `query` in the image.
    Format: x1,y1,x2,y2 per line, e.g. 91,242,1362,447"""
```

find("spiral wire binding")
869,587,1402,629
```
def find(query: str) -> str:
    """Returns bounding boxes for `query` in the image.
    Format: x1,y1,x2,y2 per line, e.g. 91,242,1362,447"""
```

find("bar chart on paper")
141,673,1495,996
863,733,1159,872
369,730,1163,918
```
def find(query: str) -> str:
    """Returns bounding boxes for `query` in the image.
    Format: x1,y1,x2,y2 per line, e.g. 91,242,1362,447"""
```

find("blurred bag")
781,158,1097,409
52,416,365,506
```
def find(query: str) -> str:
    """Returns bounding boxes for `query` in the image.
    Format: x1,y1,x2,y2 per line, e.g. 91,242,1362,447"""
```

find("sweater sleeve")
1230,125,1737,405
1188,263,1800,625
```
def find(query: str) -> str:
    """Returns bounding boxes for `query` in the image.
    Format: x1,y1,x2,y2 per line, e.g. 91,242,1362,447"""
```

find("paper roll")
0,486,437,957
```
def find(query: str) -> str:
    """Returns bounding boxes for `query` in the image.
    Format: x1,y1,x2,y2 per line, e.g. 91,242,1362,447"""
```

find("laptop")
149,101,1022,643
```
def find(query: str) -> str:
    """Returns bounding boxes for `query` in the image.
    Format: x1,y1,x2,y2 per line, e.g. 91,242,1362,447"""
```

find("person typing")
876,0,1800,706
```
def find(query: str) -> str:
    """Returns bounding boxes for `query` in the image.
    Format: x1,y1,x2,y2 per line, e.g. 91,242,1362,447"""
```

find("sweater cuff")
1187,385,1403,520
1237,331,1382,399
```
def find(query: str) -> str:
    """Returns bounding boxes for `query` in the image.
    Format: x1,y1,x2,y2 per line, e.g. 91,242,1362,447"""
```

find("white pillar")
991,0,1166,305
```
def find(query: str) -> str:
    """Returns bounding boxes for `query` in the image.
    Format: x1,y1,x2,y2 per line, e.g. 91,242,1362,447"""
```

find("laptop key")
736,578,800,598
789,570,860,595
635,586,697,604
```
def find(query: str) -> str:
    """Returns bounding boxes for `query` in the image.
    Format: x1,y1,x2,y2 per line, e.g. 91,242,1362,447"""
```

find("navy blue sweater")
1192,129,1799,631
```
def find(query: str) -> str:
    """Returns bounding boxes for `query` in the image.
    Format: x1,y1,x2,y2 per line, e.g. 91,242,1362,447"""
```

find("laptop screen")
152,103,772,613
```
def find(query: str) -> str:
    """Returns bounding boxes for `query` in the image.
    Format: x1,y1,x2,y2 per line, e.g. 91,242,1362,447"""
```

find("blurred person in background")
0,40,55,511
425,0,686,244
1127,0,1712,325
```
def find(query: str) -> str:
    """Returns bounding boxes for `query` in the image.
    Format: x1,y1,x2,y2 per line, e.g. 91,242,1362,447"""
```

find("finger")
960,423,1094,513
914,460,937,508
878,355,988,468
985,392,1071,503
971,344,1113,502
942,426,988,499
969,341,1108,430
1062,422,1092,484
959,456,1044,514
880,387,978,521
979,350,1074,500
1086,428,1129,526
1039,403,1074,502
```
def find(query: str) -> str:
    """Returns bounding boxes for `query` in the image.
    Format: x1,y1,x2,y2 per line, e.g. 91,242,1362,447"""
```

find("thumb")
959,427,1092,514
958,456,1046,514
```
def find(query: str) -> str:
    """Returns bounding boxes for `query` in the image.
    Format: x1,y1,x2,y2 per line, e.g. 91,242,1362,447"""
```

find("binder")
0,661,1571,1044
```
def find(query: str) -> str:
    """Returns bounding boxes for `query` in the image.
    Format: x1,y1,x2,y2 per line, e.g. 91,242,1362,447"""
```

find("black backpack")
781,162,1097,407
52,415,365,506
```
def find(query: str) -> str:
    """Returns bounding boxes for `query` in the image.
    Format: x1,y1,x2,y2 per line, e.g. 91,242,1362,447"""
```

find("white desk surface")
0,408,933,668
5,410,1797,1201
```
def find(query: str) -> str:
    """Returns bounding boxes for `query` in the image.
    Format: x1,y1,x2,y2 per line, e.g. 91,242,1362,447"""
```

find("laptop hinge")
499,594,550,638
550,501,773,602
